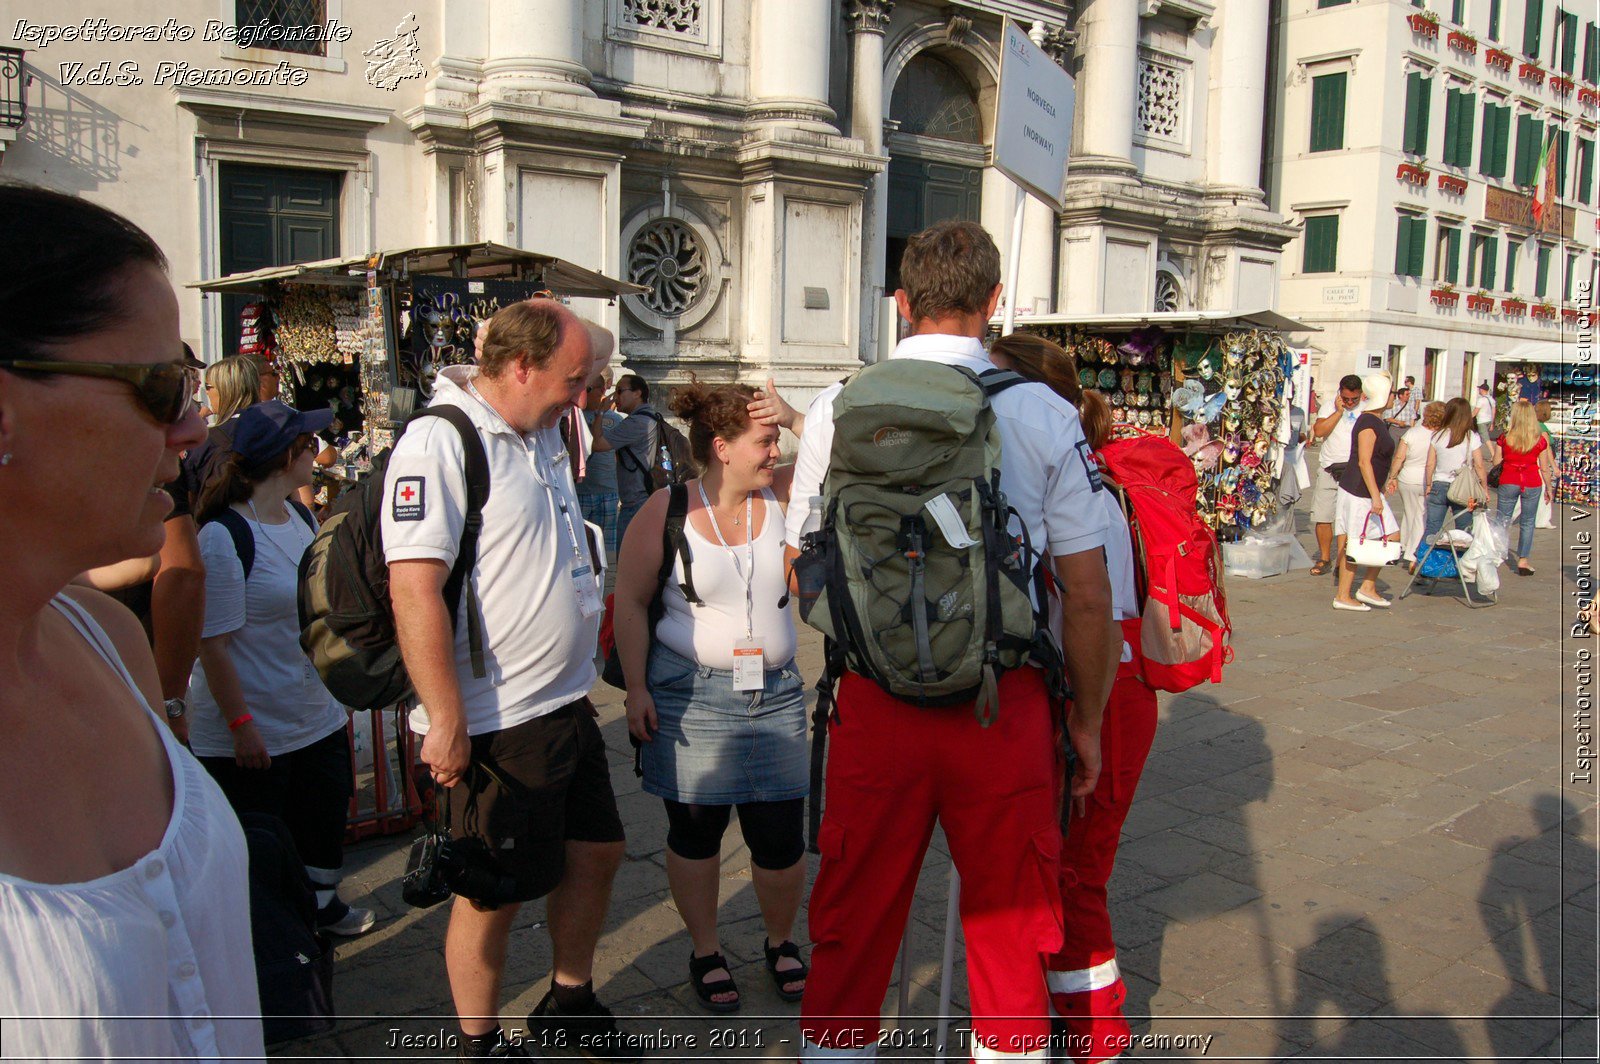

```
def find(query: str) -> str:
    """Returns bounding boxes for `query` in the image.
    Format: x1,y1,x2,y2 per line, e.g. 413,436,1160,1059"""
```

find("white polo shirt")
1318,408,1359,469
383,367,598,737
784,333,1108,561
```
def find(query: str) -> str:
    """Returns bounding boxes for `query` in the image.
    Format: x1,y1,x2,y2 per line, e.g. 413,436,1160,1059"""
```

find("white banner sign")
992,19,1076,207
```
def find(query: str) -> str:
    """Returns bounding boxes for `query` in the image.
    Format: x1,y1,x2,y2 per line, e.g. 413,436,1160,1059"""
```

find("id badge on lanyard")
699,484,765,691
733,637,765,691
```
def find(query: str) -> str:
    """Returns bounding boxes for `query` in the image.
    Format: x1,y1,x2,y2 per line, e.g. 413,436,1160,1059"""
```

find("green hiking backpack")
795,360,1062,722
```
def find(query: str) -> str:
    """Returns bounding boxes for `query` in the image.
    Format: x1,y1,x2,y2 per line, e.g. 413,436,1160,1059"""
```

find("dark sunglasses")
0,358,199,425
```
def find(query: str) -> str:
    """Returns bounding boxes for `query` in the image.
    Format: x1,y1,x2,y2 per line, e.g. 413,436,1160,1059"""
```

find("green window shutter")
1443,92,1459,164
1454,0,1466,24
1586,23,1599,82
1484,236,1499,290
1467,234,1483,287
1566,252,1579,299
1491,0,1504,40
1304,215,1339,273
1515,114,1542,184
1446,227,1462,283
1556,130,1571,196
1579,138,1595,204
1525,0,1546,59
1494,106,1512,177
1404,74,1432,156
1480,103,1499,176
1506,241,1519,291
1561,11,1579,73
1317,0,1351,6
1412,216,1428,276
1536,244,1551,296
1396,216,1426,277
1310,73,1347,152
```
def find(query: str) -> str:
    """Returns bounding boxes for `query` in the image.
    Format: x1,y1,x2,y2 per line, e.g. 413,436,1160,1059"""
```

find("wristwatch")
164,697,188,721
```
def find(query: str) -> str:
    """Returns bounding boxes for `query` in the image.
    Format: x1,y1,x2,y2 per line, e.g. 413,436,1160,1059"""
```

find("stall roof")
1488,340,1596,367
996,309,1321,333
190,241,646,300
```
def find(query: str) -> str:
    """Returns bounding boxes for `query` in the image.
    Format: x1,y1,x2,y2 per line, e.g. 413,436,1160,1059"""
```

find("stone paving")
280,504,1597,1062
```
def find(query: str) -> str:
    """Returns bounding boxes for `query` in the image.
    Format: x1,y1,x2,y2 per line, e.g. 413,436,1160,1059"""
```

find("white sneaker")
316,900,376,937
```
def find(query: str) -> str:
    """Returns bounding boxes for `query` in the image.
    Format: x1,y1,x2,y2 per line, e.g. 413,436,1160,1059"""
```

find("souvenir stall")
193,244,642,840
196,242,643,496
1487,343,1598,505
1004,310,1317,541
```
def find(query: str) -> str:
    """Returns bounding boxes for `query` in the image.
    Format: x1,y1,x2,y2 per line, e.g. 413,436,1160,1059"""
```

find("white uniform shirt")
1319,407,1360,468
383,367,599,737
189,510,347,759
1474,394,1495,423
784,333,1108,561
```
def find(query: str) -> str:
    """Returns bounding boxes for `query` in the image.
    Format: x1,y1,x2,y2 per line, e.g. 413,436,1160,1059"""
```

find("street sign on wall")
992,19,1076,207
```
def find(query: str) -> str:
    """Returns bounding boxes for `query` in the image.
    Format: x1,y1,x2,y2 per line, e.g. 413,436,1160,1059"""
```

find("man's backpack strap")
407,405,493,679
979,368,1028,398
212,509,257,580
660,482,701,606
806,637,848,854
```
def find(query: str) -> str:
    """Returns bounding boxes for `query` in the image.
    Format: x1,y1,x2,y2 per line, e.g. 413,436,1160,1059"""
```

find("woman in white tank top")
0,185,264,1059
612,382,809,1015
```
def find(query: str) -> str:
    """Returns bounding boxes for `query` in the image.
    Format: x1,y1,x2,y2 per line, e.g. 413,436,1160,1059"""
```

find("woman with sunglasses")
180,354,260,509
0,184,264,1057
191,400,375,938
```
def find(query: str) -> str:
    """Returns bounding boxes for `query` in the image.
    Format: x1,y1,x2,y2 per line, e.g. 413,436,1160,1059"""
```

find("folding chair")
1398,508,1496,608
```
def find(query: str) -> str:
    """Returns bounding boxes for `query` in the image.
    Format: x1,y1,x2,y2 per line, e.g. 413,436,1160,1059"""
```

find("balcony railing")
0,48,25,132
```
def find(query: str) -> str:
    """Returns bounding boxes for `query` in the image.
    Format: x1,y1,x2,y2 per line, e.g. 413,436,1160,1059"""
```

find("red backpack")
1097,435,1232,693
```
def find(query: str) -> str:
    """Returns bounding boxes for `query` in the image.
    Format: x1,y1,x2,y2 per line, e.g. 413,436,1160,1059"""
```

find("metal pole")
895,917,913,1019
934,868,961,1061
1001,184,1028,336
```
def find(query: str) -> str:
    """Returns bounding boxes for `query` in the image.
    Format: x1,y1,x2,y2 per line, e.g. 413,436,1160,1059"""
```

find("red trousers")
800,668,1063,1061
1045,638,1159,1064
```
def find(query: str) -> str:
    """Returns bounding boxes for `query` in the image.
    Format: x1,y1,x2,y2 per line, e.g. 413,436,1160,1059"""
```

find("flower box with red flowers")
1437,173,1469,195
1447,30,1478,55
1551,75,1574,95
1397,162,1431,186
1430,287,1461,307
1531,303,1557,320
1484,48,1514,71
1587,311,1600,328
1581,87,1600,108
1408,12,1441,36
1562,306,1581,322
1465,293,1496,312
1501,298,1528,316
1519,62,1545,84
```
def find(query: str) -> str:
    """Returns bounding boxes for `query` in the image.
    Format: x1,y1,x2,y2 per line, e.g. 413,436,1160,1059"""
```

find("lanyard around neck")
696,480,755,639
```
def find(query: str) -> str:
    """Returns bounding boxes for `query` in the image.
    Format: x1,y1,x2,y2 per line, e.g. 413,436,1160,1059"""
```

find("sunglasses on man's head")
0,358,199,425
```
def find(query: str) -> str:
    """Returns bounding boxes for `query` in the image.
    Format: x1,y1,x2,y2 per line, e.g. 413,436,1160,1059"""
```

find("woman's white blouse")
0,595,264,1062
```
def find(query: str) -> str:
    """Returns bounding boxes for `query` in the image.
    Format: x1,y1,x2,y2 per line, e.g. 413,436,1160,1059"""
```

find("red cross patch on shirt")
392,476,426,522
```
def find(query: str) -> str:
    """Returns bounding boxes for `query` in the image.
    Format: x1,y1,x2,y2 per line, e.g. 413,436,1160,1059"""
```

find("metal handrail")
0,48,26,131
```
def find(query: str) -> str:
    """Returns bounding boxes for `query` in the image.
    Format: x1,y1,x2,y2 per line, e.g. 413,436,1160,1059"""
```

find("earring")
0,453,10,466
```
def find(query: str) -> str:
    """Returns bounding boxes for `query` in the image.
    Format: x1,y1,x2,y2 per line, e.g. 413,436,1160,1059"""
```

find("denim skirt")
640,643,808,805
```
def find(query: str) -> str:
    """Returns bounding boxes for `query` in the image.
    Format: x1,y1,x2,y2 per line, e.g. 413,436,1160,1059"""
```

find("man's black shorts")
445,699,624,902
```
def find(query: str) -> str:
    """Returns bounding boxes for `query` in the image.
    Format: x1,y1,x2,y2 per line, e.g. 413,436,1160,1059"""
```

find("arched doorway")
885,51,985,292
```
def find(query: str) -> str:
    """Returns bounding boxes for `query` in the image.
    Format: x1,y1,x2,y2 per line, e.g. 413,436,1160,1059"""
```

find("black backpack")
599,482,700,690
298,406,490,710
240,813,335,1046
617,411,695,492
207,501,316,578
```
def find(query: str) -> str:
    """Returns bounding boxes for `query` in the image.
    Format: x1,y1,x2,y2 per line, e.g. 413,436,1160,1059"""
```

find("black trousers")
200,726,354,872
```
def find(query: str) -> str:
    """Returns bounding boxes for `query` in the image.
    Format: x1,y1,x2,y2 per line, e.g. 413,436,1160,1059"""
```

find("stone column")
1074,0,1137,176
844,0,894,153
483,0,593,99
1208,0,1269,198
749,0,837,130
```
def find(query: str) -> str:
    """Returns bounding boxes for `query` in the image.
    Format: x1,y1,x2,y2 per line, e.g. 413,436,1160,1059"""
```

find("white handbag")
1346,509,1402,567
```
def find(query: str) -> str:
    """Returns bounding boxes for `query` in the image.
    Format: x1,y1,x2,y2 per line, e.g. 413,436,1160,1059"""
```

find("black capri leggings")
663,798,805,870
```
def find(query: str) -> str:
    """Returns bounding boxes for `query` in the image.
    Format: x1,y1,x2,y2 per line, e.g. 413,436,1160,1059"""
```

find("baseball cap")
230,399,333,467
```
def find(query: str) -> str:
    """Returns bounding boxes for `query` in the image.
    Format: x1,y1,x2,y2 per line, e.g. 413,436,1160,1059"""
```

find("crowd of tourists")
1,184,1211,1063
1306,365,1558,611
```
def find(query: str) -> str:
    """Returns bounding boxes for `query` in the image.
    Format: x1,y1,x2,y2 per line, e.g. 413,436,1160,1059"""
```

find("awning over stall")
995,309,1322,333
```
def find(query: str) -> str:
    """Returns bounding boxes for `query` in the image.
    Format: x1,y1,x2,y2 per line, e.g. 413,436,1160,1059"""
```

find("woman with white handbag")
1419,397,1488,565
1333,373,1402,612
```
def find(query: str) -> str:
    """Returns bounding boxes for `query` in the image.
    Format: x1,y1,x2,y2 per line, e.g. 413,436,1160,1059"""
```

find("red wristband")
228,713,254,731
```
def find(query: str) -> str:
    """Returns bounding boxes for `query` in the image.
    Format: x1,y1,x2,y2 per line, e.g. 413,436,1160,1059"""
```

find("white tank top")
655,488,799,670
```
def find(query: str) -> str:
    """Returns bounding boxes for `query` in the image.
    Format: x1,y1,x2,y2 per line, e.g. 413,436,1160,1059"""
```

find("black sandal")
688,951,740,1014
764,938,808,1002
1309,559,1331,577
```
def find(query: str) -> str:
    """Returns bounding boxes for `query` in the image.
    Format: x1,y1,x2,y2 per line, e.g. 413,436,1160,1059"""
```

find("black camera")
403,770,520,910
